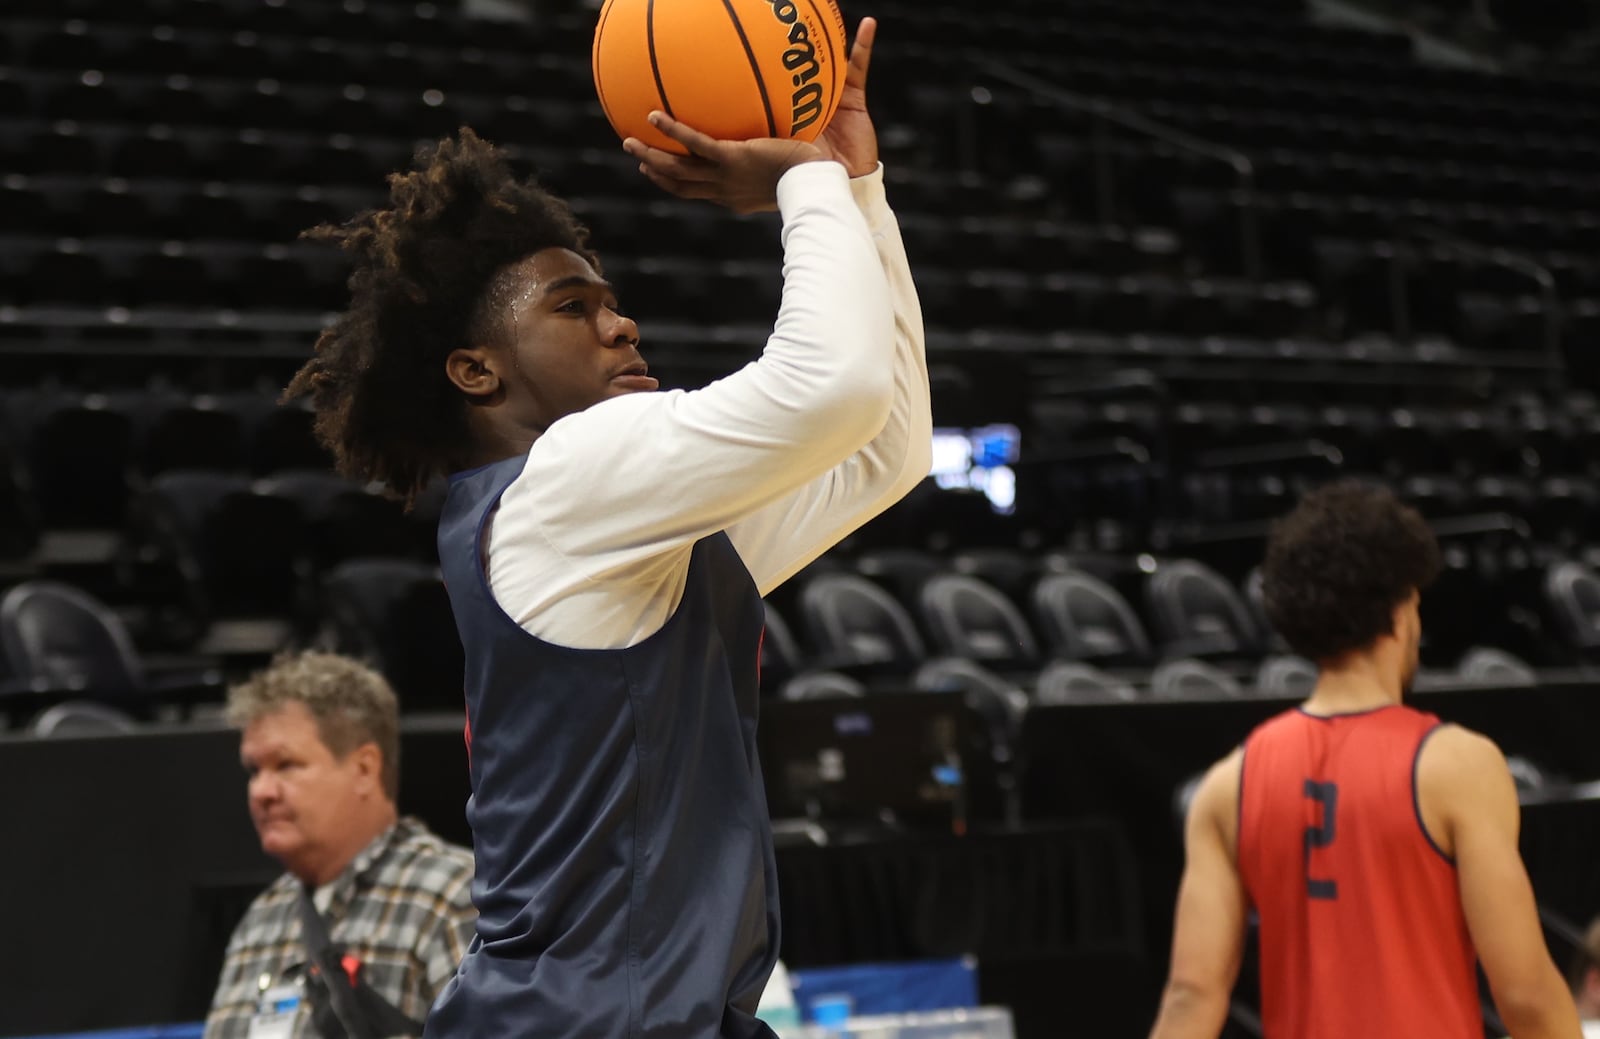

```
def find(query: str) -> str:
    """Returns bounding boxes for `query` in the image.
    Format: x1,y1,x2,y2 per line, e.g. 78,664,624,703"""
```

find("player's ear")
446,347,502,399
1390,588,1418,635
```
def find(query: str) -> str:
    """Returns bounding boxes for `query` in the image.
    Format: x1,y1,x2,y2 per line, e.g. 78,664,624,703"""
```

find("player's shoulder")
1417,722,1504,772
1415,722,1511,802
1192,747,1245,821
500,389,681,516
541,387,681,444
514,389,682,483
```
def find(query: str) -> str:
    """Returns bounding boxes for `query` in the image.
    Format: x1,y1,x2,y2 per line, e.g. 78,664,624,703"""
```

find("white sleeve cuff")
775,159,852,216
847,163,892,232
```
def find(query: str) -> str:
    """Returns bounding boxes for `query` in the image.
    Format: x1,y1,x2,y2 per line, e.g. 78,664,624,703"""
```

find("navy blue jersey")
426,457,779,1038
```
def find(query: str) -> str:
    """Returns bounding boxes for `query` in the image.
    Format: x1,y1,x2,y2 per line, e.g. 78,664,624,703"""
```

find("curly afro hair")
1261,479,1441,663
284,128,597,504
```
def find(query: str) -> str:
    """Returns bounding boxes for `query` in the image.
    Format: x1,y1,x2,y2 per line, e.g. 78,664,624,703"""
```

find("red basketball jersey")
1238,705,1480,1038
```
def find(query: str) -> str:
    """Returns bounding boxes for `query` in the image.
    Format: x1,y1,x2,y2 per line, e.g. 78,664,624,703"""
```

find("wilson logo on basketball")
765,0,827,134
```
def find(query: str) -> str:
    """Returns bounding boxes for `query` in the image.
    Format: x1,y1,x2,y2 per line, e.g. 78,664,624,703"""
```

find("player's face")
496,248,653,432
239,702,371,872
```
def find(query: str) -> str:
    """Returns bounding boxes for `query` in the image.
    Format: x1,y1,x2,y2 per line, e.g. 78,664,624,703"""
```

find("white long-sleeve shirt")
483,160,930,649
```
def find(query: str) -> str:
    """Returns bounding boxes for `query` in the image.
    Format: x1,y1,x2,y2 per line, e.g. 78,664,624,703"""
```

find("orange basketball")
592,0,848,155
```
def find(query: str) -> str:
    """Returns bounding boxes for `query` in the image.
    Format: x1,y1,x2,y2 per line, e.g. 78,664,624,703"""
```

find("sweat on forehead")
470,248,605,339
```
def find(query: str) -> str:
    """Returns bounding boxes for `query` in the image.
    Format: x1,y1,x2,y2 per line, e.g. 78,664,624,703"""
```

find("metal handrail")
1397,223,1564,392
1429,510,1533,541
1016,436,1151,468
1168,511,1532,556
973,60,1263,281
1196,439,1344,472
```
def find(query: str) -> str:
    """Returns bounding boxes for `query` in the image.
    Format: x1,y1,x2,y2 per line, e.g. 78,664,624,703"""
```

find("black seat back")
1032,570,1154,666
0,580,145,694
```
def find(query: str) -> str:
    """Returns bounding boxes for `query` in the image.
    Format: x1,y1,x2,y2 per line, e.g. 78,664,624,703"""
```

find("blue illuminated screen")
928,424,1021,515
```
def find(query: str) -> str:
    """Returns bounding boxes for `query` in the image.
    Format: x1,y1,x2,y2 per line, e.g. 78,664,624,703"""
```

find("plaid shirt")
204,817,475,1039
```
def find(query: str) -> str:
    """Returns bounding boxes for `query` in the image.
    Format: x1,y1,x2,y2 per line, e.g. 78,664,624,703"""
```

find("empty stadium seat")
853,548,944,609
949,548,1040,607
798,572,926,673
918,573,1040,668
1456,645,1537,686
0,580,144,696
243,399,332,474
1254,655,1318,699
255,469,414,572
136,470,308,650
1543,560,1600,662
0,579,223,710
1031,570,1155,667
0,435,42,561
779,671,866,701
1034,661,1140,704
1150,658,1246,700
912,657,1029,761
136,395,248,475
1239,568,1287,653
29,699,138,737
1146,559,1263,660
1504,754,1553,794
14,392,136,530
321,559,464,713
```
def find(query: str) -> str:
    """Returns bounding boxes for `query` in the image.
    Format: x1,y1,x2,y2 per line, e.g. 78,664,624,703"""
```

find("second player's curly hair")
284,128,597,503
1261,479,1441,663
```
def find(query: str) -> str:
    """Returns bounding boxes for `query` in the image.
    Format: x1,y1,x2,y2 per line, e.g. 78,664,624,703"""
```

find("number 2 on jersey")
1303,779,1339,900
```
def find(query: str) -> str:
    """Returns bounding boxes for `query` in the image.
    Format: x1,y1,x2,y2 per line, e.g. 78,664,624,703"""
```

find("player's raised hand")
814,17,878,179
624,112,827,215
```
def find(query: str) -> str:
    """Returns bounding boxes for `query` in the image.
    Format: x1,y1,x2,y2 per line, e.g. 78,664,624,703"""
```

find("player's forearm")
1493,968,1584,1039
867,336,932,504
762,161,895,444
1147,981,1229,1039
848,165,932,497
874,276,932,500
828,298,930,512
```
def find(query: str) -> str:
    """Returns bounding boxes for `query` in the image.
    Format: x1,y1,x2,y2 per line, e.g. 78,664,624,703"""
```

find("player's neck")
1302,653,1404,715
462,426,539,471
456,401,548,472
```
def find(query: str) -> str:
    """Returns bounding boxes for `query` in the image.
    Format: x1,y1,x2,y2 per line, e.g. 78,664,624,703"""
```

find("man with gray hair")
204,651,474,1039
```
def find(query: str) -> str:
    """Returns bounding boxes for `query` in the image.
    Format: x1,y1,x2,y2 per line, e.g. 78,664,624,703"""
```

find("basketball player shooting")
1148,481,1581,1039
285,17,927,1039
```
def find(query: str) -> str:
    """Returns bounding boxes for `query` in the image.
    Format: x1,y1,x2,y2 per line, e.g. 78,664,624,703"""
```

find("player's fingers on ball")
643,150,719,183
637,166,716,202
847,17,876,84
666,178,720,201
636,165,680,192
625,137,694,171
648,111,722,159
621,137,655,159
